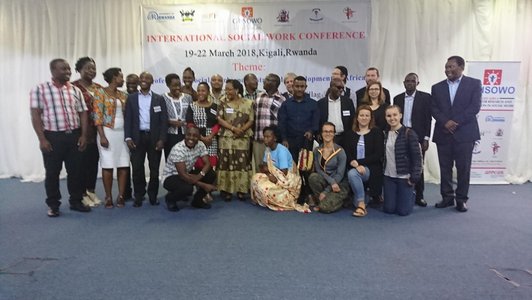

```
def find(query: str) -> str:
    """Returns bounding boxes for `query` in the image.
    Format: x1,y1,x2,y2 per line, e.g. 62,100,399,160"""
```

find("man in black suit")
124,71,168,207
331,66,356,106
356,67,391,107
431,56,481,212
318,77,355,147
393,73,432,207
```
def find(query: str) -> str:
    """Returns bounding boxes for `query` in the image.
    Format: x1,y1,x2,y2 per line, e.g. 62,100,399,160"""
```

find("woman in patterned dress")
93,68,130,208
186,82,220,167
216,79,254,201
250,126,310,213
162,73,192,159
186,82,220,202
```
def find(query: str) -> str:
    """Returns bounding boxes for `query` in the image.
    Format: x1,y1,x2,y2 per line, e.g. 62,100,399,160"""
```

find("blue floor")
1,178,532,299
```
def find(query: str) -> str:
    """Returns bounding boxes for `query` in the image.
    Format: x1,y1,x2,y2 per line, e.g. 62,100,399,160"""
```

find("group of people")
31,55,481,218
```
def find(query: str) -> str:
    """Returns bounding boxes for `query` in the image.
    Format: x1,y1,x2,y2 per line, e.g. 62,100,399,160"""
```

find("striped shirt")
253,91,286,141
29,80,88,131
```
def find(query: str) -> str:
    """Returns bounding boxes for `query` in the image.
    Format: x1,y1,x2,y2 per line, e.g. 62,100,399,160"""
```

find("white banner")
141,1,370,99
468,61,520,184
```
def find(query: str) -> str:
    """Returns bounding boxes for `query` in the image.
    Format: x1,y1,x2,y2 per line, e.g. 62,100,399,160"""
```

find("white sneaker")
87,191,102,206
82,195,96,207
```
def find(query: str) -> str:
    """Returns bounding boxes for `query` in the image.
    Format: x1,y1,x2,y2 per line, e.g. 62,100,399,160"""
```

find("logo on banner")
483,69,502,85
491,142,501,155
309,8,324,22
179,10,195,22
344,7,355,19
484,69,502,85
147,11,176,21
485,115,505,122
277,9,290,23
242,7,253,18
496,128,504,137
233,7,262,25
201,12,217,21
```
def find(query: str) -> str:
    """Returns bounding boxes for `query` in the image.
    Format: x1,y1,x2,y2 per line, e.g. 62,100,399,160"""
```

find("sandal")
104,197,114,209
352,206,367,217
116,196,125,208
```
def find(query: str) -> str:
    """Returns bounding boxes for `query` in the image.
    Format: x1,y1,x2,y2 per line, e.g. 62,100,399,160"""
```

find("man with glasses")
317,78,356,147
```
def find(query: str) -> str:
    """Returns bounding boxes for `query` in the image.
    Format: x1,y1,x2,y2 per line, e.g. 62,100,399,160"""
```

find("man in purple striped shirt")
30,58,90,217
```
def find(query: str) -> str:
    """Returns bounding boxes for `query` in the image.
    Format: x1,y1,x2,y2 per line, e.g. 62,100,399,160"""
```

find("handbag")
297,139,314,172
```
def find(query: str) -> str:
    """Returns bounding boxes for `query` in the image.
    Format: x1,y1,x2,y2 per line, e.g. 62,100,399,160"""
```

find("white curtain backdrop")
1,0,531,183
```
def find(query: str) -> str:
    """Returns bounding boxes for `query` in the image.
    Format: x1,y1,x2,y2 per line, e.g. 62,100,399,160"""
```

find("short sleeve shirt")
163,140,208,180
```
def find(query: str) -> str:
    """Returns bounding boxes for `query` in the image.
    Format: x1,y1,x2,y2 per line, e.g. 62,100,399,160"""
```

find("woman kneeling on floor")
250,126,310,213
308,122,349,213
383,105,422,216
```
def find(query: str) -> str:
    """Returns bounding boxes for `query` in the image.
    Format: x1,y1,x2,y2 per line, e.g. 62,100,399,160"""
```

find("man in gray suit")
431,56,481,212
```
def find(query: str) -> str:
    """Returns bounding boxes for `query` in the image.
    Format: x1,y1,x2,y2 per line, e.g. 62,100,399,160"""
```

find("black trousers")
130,132,163,201
163,169,216,205
42,130,84,209
415,148,427,200
81,142,99,191
436,141,475,203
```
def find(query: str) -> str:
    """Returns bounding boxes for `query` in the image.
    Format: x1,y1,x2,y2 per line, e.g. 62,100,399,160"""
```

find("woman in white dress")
93,68,130,208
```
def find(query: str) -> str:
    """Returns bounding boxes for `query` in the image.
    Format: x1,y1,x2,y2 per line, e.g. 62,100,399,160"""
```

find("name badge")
210,108,217,115
153,106,162,113
342,110,351,116
225,108,234,114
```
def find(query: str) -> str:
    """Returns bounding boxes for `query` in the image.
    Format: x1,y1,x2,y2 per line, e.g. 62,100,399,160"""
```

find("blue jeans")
383,176,414,216
347,167,370,205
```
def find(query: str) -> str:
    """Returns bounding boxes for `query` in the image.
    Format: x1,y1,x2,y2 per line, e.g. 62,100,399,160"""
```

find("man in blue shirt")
278,76,319,160
278,76,319,203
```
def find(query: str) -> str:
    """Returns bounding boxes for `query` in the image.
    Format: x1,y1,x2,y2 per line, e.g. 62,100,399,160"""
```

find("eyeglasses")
322,130,335,134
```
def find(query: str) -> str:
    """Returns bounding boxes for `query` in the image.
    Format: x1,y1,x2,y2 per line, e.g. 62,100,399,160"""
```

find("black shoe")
166,201,179,212
191,201,211,209
149,197,160,206
69,203,91,212
221,191,232,202
456,201,468,212
133,199,143,207
415,199,428,207
368,195,383,208
47,207,60,217
435,199,455,208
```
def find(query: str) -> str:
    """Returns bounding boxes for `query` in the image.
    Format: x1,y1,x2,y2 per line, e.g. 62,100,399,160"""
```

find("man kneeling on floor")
162,126,217,211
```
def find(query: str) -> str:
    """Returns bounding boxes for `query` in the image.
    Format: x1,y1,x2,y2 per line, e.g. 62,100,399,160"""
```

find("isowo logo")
232,17,263,24
482,85,515,94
